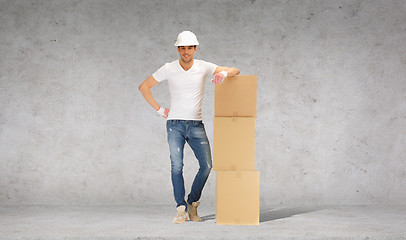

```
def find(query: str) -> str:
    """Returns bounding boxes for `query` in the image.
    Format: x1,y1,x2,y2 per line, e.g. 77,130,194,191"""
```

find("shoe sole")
173,215,188,224
187,212,201,221
173,219,187,224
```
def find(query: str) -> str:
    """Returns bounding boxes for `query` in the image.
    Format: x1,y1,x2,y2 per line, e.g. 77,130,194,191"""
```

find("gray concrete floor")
0,205,405,240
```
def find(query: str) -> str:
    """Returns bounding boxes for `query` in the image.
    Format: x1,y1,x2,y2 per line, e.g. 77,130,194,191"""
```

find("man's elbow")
231,67,240,76
138,82,146,92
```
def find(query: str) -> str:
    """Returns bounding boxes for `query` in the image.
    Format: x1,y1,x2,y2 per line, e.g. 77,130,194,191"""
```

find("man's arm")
139,75,170,118
138,75,160,111
211,66,240,84
214,66,240,77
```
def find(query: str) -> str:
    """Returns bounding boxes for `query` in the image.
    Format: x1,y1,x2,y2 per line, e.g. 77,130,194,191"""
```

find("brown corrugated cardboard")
216,171,260,225
215,75,257,117
213,117,255,171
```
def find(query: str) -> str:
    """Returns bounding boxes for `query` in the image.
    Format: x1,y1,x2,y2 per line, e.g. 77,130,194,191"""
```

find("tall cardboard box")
214,75,259,226
215,75,257,117
213,117,255,171
216,171,260,225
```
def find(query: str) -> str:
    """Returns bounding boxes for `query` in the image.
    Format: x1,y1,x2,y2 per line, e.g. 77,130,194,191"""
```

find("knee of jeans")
200,162,212,174
171,162,184,174
205,166,212,175
207,155,213,170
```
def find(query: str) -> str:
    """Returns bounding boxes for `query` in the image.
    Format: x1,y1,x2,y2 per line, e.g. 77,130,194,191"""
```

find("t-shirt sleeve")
202,60,218,76
152,64,168,82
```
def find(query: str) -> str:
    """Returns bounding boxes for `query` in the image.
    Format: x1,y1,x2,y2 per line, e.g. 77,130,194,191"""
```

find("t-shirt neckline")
178,59,195,72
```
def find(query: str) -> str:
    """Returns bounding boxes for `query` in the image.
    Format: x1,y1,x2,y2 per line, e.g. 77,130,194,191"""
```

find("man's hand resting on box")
211,71,228,84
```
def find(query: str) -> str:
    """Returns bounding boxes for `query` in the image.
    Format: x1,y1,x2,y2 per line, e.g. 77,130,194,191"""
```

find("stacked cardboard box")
213,75,259,225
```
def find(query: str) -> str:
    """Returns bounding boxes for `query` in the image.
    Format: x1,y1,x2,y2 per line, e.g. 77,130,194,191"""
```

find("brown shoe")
187,202,201,221
173,205,187,224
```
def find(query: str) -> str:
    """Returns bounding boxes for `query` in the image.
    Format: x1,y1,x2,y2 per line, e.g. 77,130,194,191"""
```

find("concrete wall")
1,0,405,206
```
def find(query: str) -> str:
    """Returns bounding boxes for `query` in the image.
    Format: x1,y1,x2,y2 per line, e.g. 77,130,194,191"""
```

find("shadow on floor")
201,213,215,222
260,206,324,223
201,206,324,223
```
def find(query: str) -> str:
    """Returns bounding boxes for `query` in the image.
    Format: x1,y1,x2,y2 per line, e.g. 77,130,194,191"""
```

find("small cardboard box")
216,171,260,225
213,117,255,171
215,75,257,117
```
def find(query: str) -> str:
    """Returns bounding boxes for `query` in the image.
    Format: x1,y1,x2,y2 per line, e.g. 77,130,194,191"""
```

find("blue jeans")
166,120,212,210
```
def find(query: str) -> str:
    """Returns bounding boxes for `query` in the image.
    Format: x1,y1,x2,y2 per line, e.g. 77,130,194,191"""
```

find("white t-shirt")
152,59,217,120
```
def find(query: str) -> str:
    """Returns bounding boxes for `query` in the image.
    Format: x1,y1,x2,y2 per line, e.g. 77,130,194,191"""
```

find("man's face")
178,45,197,63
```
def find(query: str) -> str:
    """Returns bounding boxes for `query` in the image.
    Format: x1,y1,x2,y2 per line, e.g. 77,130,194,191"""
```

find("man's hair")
178,45,197,49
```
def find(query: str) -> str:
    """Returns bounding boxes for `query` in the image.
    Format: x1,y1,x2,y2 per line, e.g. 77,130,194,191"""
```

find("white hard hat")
175,31,199,46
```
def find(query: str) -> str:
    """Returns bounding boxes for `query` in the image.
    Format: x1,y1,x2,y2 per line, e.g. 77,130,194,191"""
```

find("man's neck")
179,59,194,71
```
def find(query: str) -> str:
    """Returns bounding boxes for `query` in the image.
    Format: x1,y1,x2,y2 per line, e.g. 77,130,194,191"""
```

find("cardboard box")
215,75,257,117
213,117,255,171
216,171,260,225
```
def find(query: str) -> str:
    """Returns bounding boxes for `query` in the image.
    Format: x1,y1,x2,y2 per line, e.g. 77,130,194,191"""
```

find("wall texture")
0,0,405,206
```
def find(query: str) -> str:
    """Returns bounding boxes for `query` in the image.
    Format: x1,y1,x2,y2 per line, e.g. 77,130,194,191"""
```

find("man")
138,31,239,224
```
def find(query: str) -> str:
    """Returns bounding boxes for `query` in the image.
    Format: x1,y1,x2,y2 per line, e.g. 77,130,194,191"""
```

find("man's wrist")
220,70,228,78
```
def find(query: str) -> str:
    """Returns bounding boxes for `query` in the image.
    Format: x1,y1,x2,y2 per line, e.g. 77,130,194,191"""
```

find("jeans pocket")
193,121,204,127
167,120,175,127
166,120,173,132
